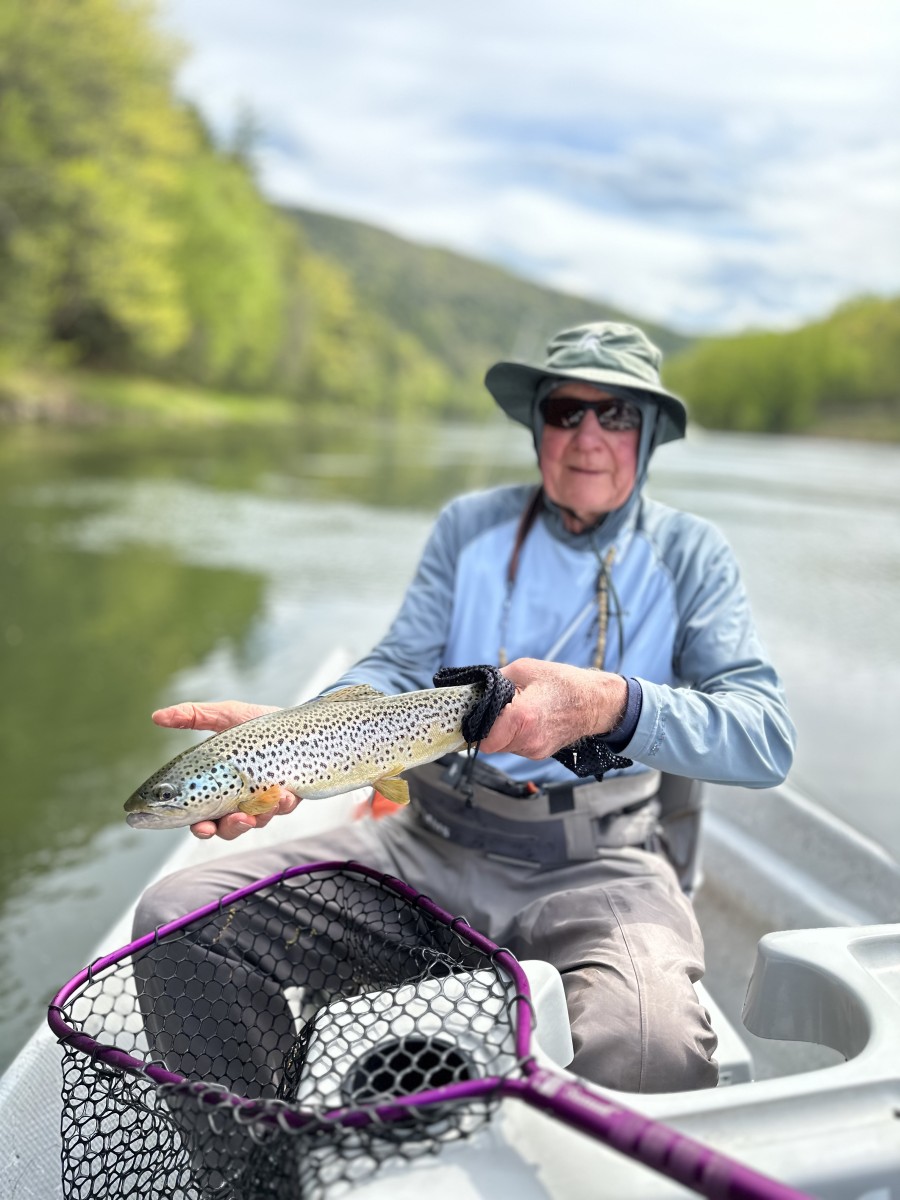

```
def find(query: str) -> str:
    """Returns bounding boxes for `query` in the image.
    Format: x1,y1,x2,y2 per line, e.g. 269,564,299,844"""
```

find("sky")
161,0,900,335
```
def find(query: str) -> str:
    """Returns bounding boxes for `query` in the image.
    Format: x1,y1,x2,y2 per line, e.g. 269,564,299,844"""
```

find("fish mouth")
126,811,159,828
124,791,180,816
124,791,186,827
125,809,183,830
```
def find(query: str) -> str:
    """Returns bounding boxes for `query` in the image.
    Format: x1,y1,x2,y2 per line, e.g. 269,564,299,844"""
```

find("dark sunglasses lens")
541,396,641,431
597,401,641,431
542,397,585,428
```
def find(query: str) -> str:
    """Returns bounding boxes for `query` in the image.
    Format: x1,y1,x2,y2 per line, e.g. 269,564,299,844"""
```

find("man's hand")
152,700,301,841
152,700,278,733
479,659,628,760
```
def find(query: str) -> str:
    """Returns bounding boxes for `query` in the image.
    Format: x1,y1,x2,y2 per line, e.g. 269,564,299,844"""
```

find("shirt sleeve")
598,676,643,753
624,522,796,788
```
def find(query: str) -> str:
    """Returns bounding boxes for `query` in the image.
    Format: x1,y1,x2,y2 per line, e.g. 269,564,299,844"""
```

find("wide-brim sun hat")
485,321,687,446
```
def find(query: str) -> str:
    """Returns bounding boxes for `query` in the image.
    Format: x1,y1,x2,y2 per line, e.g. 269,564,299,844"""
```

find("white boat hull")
3,649,899,1199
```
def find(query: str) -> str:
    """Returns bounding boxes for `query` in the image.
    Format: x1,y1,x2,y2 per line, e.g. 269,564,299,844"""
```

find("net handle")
505,1067,812,1200
249,1069,812,1200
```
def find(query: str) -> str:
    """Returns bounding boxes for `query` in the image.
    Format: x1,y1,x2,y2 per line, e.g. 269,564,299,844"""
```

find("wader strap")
497,487,544,668
409,761,662,868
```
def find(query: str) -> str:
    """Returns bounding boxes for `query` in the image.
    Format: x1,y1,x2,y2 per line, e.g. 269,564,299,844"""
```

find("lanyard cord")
590,537,624,671
498,488,624,671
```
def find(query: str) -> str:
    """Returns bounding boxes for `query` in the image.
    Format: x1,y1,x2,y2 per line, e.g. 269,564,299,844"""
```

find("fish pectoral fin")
319,684,388,704
238,785,284,817
373,775,410,807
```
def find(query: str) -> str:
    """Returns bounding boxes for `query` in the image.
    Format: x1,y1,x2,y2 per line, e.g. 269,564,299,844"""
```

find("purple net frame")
48,859,812,1200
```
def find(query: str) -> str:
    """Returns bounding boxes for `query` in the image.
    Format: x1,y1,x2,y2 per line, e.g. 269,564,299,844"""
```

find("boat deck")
2,649,899,1197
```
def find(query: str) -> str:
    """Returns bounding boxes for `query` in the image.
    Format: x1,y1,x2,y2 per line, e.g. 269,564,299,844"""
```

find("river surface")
2,415,899,1074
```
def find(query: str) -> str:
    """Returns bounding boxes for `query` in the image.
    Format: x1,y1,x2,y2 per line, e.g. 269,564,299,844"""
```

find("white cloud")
160,0,900,333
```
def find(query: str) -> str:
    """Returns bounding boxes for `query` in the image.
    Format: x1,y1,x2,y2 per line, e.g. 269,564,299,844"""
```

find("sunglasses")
540,394,642,432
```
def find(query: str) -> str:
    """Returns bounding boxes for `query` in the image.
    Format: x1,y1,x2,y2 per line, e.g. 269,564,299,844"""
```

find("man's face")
538,382,641,531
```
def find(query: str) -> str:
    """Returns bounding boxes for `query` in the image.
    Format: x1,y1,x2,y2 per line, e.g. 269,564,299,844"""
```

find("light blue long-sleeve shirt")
333,480,795,788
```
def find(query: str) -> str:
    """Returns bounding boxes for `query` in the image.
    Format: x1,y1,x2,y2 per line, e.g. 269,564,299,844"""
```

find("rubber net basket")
49,861,522,1200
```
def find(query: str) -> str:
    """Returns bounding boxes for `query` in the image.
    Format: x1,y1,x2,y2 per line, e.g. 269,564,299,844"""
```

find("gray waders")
134,760,717,1101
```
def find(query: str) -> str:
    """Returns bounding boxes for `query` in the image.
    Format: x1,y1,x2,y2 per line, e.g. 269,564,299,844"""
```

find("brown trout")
124,682,483,829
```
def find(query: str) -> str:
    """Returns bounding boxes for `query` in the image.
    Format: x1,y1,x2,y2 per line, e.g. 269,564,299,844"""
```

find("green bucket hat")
484,321,687,446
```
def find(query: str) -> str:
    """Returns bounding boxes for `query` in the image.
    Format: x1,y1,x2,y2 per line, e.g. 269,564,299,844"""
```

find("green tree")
0,0,192,365
291,251,459,415
163,118,300,391
666,296,900,437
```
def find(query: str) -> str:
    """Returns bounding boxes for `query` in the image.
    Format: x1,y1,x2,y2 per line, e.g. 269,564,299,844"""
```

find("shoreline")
2,367,898,442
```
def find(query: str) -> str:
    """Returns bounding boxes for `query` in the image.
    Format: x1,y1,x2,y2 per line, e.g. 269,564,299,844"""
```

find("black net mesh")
54,865,521,1200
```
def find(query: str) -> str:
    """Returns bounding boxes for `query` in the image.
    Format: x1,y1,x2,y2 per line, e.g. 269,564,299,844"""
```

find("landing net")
49,861,809,1200
50,862,519,1200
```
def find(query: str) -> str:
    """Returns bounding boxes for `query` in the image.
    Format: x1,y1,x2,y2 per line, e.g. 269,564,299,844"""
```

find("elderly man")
137,321,795,1094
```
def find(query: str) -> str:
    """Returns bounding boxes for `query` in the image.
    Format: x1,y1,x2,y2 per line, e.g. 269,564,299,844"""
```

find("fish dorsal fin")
318,683,387,704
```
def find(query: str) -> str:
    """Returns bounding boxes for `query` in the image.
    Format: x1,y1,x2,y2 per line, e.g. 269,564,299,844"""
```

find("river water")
1,415,899,1074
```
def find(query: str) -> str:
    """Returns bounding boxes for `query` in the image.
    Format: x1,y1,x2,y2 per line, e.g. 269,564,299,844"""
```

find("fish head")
124,757,249,829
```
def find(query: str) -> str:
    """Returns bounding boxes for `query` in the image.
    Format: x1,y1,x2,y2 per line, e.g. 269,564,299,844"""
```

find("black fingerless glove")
433,665,634,781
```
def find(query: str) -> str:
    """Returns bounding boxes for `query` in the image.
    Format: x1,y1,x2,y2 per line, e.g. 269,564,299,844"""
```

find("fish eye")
153,782,178,803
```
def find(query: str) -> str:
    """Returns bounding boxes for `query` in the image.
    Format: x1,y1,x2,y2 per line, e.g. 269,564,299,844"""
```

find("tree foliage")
0,0,462,410
0,0,192,361
163,118,299,391
287,206,690,387
665,297,900,437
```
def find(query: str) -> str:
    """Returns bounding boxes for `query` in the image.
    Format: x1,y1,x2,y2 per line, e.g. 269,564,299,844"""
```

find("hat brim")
484,361,687,444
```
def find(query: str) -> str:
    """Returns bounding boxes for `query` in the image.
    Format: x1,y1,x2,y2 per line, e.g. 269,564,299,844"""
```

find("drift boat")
2,648,899,1198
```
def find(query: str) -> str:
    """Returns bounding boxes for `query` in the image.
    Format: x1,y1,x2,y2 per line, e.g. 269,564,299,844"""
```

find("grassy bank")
0,368,301,428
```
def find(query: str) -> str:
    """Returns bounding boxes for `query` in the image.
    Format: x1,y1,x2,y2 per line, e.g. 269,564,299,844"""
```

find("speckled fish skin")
124,682,483,830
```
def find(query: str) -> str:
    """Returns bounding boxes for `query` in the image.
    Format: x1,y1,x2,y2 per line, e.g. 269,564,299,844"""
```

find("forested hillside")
666,296,900,439
1,0,895,437
0,0,456,416
287,207,689,395
0,0,677,423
